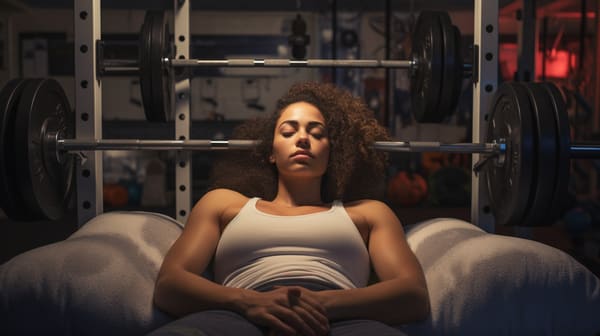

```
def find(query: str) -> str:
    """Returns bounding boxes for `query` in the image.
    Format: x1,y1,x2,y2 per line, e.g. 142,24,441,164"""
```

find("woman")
151,82,430,336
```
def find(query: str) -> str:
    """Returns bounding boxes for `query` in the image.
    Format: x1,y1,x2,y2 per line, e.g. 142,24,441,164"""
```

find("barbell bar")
103,58,416,71
55,139,501,154
97,10,466,123
168,58,416,68
54,138,599,157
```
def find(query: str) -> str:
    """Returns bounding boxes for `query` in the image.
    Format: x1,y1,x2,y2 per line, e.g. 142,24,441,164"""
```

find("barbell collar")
168,58,414,68
57,138,501,154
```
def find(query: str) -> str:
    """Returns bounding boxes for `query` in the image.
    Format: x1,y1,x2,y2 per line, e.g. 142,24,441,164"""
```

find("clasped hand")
243,285,330,336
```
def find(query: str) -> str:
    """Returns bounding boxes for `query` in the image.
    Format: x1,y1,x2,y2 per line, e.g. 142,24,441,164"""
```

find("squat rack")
73,0,498,232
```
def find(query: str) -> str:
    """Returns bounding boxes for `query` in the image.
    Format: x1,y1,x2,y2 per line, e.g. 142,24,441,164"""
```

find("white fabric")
214,198,370,289
0,211,182,336
1,213,599,335
400,218,600,336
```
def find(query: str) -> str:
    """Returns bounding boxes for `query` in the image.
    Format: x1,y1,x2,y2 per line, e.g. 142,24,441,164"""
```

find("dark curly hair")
209,81,390,202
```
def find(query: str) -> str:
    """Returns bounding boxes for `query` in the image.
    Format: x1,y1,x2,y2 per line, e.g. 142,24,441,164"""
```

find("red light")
537,50,570,78
499,43,572,80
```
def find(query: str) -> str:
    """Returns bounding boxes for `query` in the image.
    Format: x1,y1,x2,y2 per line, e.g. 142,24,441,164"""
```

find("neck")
272,176,323,207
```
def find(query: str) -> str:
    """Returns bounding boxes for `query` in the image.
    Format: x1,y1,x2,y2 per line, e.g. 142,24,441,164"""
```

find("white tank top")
213,197,370,290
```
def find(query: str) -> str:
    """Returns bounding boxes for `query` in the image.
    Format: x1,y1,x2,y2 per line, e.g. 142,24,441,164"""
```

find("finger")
290,287,327,316
260,314,297,336
287,286,302,297
273,306,317,336
293,301,330,335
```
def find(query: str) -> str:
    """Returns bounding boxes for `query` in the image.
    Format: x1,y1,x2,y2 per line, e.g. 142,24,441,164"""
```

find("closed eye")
311,132,325,139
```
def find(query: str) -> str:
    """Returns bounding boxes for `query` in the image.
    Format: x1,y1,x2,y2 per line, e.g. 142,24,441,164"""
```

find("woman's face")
270,102,330,179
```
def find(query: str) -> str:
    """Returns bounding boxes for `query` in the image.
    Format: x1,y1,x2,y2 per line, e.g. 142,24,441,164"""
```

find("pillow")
0,211,181,335
400,218,600,336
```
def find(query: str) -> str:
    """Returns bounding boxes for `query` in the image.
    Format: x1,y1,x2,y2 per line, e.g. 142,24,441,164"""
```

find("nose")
296,130,310,148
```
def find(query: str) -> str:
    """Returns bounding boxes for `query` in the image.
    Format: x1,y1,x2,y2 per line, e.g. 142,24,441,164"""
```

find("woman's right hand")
240,286,330,336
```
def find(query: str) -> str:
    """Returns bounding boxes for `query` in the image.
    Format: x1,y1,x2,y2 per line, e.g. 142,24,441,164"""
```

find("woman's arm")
153,189,242,315
315,200,430,325
153,188,329,336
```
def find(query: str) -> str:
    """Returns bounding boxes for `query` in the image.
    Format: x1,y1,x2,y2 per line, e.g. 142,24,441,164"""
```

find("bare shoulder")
198,188,248,204
345,199,393,213
344,199,402,228
190,188,249,223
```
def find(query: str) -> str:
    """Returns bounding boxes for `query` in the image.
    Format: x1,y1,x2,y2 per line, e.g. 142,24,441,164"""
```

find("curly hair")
209,81,390,202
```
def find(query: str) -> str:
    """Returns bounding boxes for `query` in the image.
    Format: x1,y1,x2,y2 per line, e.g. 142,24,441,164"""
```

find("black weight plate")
411,11,444,123
15,78,75,221
0,79,32,220
436,12,462,121
153,11,172,122
142,11,171,122
540,82,570,223
520,82,557,226
139,11,155,121
449,25,464,111
485,82,535,227
150,11,165,121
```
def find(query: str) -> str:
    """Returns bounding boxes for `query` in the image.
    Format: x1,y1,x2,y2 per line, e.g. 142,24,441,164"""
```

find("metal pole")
595,0,600,132
331,0,337,83
58,139,502,154
515,0,536,81
169,58,413,68
570,144,600,158
174,0,191,224
384,0,392,128
74,0,103,227
472,0,499,233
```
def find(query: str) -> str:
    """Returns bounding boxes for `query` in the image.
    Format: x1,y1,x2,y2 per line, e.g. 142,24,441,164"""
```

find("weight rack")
73,0,498,231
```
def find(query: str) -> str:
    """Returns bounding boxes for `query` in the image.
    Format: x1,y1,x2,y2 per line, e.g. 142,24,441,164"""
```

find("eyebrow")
278,120,326,129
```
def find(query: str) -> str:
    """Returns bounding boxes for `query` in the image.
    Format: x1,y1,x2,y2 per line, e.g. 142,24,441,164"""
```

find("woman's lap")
147,310,407,336
146,310,263,336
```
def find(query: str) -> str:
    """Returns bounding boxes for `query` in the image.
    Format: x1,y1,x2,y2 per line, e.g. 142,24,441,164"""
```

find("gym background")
0,0,599,277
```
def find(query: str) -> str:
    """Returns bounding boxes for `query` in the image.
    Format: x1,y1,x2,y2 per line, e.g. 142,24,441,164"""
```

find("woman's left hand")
270,286,329,335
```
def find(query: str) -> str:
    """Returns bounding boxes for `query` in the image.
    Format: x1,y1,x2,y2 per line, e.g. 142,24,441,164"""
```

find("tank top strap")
331,200,343,209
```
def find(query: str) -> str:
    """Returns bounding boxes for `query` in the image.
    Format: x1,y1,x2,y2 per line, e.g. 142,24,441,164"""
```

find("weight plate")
139,11,155,121
140,11,172,122
485,82,535,227
540,82,570,223
437,12,463,121
520,82,557,226
150,10,170,122
14,79,75,221
149,10,162,120
0,79,32,220
411,11,444,123
449,25,464,111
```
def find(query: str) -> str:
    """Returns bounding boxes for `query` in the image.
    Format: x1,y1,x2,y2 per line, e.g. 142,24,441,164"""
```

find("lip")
290,150,314,158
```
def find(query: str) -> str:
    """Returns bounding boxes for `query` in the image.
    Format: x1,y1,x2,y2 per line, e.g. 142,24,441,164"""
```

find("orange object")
103,183,129,207
387,171,428,207
421,152,448,176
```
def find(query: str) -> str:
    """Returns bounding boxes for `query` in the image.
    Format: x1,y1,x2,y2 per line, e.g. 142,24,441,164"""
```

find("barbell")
1,77,599,227
98,10,467,123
